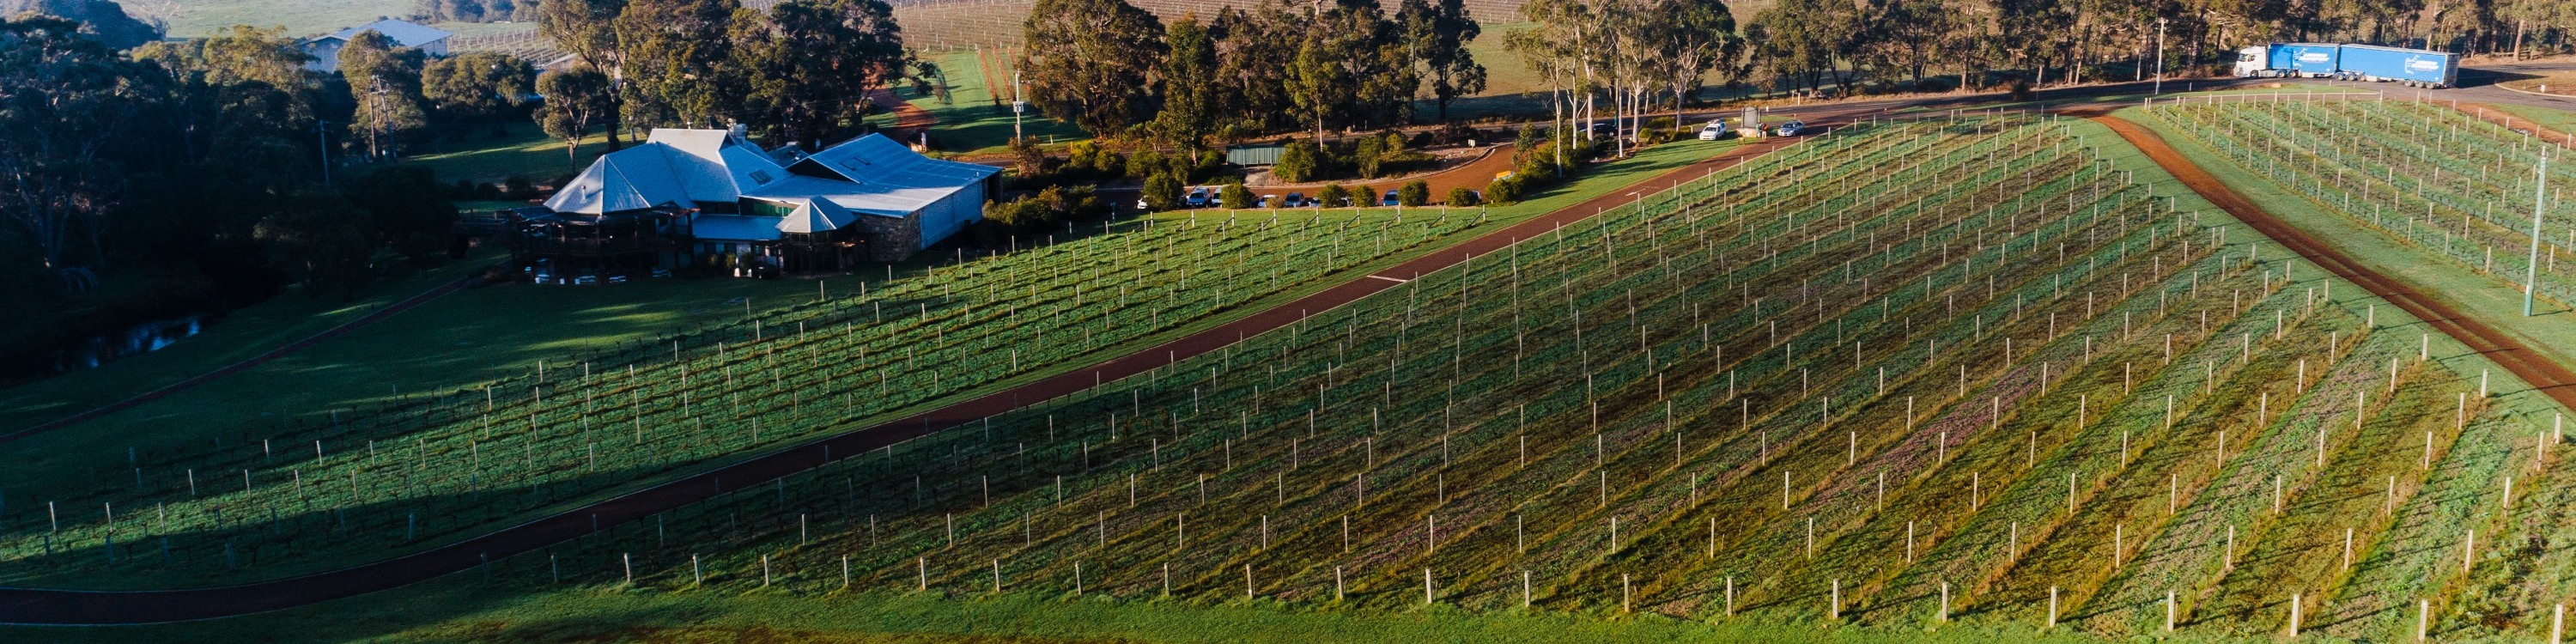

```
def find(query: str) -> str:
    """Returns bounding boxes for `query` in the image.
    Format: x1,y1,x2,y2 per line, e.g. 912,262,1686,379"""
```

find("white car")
1697,118,1729,141
1777,120,1808,137
1183,186,1212,208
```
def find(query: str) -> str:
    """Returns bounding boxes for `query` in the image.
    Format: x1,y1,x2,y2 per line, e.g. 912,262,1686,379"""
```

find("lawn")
399,120,610,187
901,50,1091,155
2489,102,2576,133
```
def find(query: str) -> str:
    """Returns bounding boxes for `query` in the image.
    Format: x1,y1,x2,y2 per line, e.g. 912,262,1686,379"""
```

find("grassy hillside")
24,114,2555,642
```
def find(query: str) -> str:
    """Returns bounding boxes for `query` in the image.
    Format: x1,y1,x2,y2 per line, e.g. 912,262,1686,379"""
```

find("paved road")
8,69,2574,625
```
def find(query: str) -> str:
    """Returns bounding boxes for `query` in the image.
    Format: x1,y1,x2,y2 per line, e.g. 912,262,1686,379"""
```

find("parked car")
1698,118,1729,141
1776,120,1808,137
1284,191,1308,208
1184,186,1212,208
1382,190,1401,206
1257,194,1277,208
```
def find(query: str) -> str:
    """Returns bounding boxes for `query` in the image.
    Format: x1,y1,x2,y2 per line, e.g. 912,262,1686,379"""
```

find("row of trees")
1017,0,1485,149
531,0,932,155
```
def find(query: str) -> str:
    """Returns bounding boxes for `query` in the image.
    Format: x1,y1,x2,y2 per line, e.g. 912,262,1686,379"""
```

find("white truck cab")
2233,46,2267,77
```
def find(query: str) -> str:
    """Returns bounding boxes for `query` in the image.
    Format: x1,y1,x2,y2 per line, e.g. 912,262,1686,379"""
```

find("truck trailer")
2233,42,2459,88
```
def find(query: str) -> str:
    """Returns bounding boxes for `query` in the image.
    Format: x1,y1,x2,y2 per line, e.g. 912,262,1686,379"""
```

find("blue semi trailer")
2234,43,2459,88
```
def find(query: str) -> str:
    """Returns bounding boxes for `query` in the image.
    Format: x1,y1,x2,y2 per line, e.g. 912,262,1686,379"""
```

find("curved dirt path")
0,275,479,443
2088,113,2576,414
0,118,1841,625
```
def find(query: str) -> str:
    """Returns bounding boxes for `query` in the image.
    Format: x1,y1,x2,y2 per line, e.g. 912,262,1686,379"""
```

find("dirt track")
2090,113,2576,414
0,118,1831,626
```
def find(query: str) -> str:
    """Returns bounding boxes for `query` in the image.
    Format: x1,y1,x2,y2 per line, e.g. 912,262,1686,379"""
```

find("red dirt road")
0,118,1833,626
2090,114,2576,414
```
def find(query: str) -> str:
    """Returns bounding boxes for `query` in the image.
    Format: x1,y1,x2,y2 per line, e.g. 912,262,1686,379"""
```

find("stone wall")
857,213,922,263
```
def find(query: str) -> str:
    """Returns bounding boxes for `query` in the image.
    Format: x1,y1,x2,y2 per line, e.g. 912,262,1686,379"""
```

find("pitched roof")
778,199,858,234
543,131,993,219
541,145,696,215
761,134,999,216
321,19,452,47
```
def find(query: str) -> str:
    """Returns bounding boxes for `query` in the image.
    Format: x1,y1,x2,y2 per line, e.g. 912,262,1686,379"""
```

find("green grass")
2488,102,2576,133
401,121,610,186
902,51,1090,155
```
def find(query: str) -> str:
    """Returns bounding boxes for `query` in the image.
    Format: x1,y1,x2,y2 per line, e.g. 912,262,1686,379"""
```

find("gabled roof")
759,134,999,216
541,145,696,215
779,199,858,234
645,129,791,203
319,19,452,47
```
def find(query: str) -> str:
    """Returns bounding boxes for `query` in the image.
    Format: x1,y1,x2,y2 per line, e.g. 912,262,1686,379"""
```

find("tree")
1443,185,1478,205
1019,0,1165,136
340,166,456,265
1395,0,1483,121
613,0,738,129
422,52,536,122
338,30,430,161
1646,0,1740,131
539,0,628,148
729,0,918,147
1150,15,1220,148
534,65,615,168
1140,171,1183,210
1207,4,1298,138
0,15,167,283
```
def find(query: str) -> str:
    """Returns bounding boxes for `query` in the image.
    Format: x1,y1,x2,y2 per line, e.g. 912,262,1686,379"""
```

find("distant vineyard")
447,27,566,65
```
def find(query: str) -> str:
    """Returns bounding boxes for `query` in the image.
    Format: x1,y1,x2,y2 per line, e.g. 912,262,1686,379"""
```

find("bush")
1220,183,1255,209
1444,186,1479,206
1397,180,1429,207
1485,176,1525,204
1638,117,1677,145
1274,141,1321,184
1317,184,1352,208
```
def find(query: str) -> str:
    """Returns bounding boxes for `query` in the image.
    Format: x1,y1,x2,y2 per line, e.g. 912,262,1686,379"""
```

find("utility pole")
2154,18,2171,95
1012,70,1025,143
2528,153,2551,316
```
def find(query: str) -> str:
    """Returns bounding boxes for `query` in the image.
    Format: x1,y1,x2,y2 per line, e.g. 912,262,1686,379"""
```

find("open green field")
904,50,1091,155
21,114,2565,643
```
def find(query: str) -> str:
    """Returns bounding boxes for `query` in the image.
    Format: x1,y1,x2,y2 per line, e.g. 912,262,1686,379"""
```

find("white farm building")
512,126,997,282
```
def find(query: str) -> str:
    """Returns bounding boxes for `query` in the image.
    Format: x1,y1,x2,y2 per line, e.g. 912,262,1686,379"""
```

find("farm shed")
518,126,997,283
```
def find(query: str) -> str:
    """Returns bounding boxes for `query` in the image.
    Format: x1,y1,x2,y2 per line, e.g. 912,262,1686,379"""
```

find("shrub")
1274,141,1321,184
1485,176,1525,204
1397,180,1429,206
1444,185,1479,206
1317,184,1352,208
1220,183,1255,209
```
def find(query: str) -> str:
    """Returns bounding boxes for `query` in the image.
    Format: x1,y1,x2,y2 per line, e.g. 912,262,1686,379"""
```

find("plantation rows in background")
322,115,2567,641
0,207,1480,589
2144,95,2576,310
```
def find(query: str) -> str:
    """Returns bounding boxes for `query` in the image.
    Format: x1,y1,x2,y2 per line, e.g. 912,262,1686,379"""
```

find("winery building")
515,127,997,282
